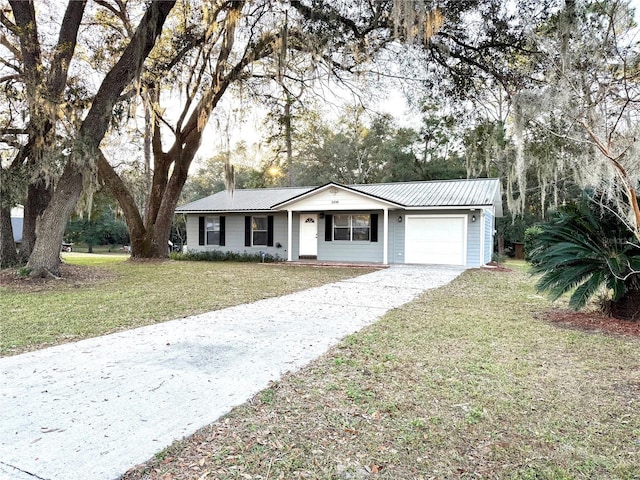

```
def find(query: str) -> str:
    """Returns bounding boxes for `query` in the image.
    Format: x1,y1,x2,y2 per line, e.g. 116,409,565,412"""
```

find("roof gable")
272,182,401,210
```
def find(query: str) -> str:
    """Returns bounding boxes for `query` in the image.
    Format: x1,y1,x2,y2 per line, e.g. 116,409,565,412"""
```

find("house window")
333,214,370,241
252,216,268,246
205,216,220,245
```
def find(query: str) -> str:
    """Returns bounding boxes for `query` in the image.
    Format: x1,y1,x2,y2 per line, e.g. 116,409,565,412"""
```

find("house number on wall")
331,200,339,204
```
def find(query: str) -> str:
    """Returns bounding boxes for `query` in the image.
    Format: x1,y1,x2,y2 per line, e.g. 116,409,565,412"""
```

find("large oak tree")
0,1,175,274
1,0,538,271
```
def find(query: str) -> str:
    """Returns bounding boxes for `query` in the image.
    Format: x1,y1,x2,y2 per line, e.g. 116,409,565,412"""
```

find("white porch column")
287,209,293,261
383,207,389,265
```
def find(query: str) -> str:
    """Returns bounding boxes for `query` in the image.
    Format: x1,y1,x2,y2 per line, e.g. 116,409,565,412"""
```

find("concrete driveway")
0,264,464,480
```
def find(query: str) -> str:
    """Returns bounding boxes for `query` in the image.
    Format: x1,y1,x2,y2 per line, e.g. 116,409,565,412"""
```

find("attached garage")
177,178,501,267
405,215,467,265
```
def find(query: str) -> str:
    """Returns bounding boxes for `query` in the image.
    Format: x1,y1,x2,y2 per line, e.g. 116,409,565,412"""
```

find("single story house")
175,178,502,267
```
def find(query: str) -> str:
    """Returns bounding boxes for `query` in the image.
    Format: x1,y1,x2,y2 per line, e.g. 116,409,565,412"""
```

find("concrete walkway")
0,265,464,480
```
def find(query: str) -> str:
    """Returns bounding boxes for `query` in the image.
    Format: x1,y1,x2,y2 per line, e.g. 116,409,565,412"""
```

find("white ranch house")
175,178,502,267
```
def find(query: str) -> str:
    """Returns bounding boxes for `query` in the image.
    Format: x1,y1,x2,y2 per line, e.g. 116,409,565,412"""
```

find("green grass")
122,267,640,480
0,254,374,355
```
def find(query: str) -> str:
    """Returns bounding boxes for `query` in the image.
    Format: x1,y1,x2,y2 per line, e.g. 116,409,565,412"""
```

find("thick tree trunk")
21,177,53,258
26,166,84,276
130,154,191,259
100,1,267,260
0,205,19,268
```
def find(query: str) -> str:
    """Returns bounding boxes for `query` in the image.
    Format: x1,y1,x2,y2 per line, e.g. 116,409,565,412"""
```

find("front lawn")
123,266,640,480
0,254,375,356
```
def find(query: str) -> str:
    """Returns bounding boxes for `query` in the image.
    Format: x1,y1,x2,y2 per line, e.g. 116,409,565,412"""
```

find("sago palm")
529,196,640,318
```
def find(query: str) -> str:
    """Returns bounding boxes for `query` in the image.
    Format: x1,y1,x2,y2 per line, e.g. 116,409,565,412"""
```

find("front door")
299,214,318,258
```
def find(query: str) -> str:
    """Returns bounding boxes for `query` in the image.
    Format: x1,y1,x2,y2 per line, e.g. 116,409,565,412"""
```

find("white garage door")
405,215,466,265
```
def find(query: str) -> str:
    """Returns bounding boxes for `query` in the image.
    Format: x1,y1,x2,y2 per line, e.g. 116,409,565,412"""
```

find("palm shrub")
529,195,640,320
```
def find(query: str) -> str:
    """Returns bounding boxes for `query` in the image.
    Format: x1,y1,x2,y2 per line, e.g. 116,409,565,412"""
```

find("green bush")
523,225,543,263
529,194,640,315
169,250,282,263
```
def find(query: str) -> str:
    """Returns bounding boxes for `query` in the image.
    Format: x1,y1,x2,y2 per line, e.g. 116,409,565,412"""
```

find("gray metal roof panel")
176,187,314,212
176,179,502,213
350,178,500,207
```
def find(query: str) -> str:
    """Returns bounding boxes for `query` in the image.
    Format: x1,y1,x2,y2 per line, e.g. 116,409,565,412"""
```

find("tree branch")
46,1,87,100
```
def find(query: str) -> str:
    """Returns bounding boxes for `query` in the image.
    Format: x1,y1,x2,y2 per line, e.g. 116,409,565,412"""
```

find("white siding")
283,187,392,211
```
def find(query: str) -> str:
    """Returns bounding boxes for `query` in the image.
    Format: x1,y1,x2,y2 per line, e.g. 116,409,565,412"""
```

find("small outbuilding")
175,178,503,267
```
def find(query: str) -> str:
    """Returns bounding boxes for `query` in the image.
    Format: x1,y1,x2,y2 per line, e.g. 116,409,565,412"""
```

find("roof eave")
402,204,494,211
175,209,276,214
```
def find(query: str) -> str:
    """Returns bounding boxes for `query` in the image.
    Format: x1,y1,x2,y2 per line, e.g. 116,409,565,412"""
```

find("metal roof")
176,179,502,215
350,178,501,210
176,186,314,212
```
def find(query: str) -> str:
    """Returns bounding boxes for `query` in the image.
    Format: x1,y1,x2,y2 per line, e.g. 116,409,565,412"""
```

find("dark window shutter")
219,216,226,246
325,214,333,242
370,213,378,242
245,216,251,246
267,215,274,246
199,216,205,245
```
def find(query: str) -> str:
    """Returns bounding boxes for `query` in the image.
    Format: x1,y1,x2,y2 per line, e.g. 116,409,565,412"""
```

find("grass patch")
122,268,640,480
0,254,373,356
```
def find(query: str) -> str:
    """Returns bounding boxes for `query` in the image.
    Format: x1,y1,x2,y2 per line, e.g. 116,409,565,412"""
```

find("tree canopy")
1,0,575,273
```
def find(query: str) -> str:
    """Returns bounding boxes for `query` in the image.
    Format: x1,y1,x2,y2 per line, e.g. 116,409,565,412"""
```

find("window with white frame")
252,216,268,245
333,214,370,241
205,216,220,245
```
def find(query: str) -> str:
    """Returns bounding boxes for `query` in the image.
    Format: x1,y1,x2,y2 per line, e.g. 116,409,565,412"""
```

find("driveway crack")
0,460,49,480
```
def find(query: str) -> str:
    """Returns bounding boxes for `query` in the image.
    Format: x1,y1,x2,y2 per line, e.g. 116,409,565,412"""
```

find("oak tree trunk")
21,176,53,258
26,167,84,276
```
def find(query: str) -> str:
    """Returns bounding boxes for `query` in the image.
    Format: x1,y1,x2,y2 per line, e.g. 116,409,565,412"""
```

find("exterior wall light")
398,215,403,223
471,215,476,222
